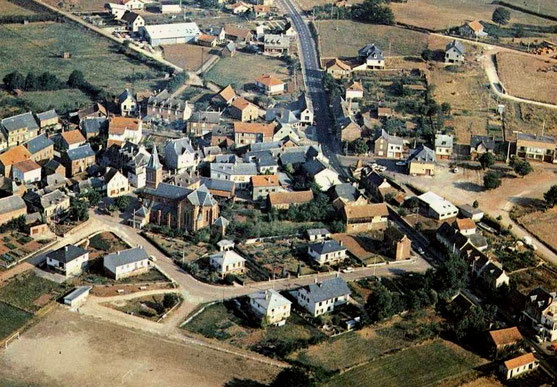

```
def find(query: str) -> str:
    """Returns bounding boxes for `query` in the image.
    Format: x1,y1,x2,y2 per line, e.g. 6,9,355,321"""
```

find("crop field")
0,0,37,15
391,0,555,30
324,339,485,387
205,52,289,89
515,207,557,252
512,263,557,293
0,22,164,98
162,43,216,72
496,52,557,105
0,272,64,313
0,302,32,340
315,21,428,58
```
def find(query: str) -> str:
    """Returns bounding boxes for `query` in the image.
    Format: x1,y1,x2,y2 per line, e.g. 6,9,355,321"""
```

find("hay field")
162,44,216,72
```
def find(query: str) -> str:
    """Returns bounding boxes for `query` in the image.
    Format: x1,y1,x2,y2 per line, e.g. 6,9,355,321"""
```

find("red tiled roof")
252,175,279,187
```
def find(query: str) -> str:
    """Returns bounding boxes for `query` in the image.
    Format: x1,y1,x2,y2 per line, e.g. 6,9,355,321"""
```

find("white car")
342,267,354,273
396,161,406,166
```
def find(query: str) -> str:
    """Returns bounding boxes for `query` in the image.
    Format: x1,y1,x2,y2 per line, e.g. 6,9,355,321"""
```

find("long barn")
141,23,201,46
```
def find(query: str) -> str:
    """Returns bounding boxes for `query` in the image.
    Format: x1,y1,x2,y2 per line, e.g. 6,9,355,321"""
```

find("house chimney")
65,246,68,251
314,277,318,284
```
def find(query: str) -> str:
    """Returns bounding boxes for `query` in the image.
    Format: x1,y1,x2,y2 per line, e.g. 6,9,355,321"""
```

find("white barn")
141,23,201,46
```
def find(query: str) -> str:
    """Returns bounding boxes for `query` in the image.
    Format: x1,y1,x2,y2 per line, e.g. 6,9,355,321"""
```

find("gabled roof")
359,43,383,60
121,10,142,23
213,216,230,227
1,112,39,133
377,129,403,146
249,289,291,311
302,159,327,175
445,39,465,55
407,145,436,163
187,184,217,206
234,122,275,137
269,190,313,206
189,110,221,124
61,129,86,146
200,177,235,193
198,33,217,43
251,174,279,187
466,20,484,33
255,74,285,87
13,158,41,173
36,109,58,122
300,276,351,303
307,228,330,236
144,182,191,201
230,97,256,111
0,195,26,215
455,218,476,231
210,162,258,176
309,240,345,255
470,135,495,150
66,144,95,161
210,250,245,267
165,137,194,157
224,24,252,39
143,22,201,40
47,244,88,264
333,183,360,202
109,116,141,135
80,117,108,135
25,134,54,154
347,81,364,92
488,327,522,347
323,57,351,71
343,203,388,220
435,134,454,148
0,145,31,166
104,247,150,273
516,133,556,145
503,353,536,370
217,85,236,102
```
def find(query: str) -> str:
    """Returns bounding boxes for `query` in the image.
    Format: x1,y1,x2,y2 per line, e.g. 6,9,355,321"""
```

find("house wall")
111,259,150,280
47,253,88,278
68,155,96,177
297,289,349,317
30,145,54,163
13,167,41,184
44,197,70,220
0,207,27,226
408,162,435,176
503,361,538,380
308,248,347,265
107,173,130,198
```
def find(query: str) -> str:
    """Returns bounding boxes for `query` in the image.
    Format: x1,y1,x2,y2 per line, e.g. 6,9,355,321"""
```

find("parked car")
342,267,354,273
396,161,406,166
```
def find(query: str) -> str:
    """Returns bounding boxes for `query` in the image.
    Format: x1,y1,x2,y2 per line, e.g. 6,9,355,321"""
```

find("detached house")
488,327,523,355
25,134,54,163
197,34,217,47
445,40,465,64
37,189,70,221
249,289,291,326
46,245,89,278
118,89,138,117
435,133,453,159
459,20,487,38
302,159,341,191
213,85,237,106
263,34,290,56
229,97,260,122
515,133,556,163
121,11,144,33
224,24,253,43
359,44,385,69
209,250,246,277
500,353,538,380
470,135,495,158
0,145,32,177
255,74,285,96
12,159,41,184
342,202,389,233
60,129,86,150
63,144,96,177
105,167,129,197
164,137,197,171
407,145,436,176
308,240,347,265
1,112,39,148
251,175,280,200
345,81,364,100
297,276,351,317
234,122,275,145
374,129,404,159
104,247,151,280
323,58,351,79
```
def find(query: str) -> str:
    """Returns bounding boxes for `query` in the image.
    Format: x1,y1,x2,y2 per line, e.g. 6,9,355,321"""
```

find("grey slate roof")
36,109,58,122
359,44,383,60
377,129,404,146
303,159,326,175
249,289,291,311
210,162,258,176
407,145,436,163
333,183,359,201
213,216,229,227
446,39,465,55
0,195,26,216
165,138,194,157
280,151,306,165
1,112,39,132
80,117,108,136
250,141,282,153
189,111,221,124
25,134,53,154
435,134,453,148
200,177,235,193
517,133,556,144
144,182,191,201
307,228,330,236
470,135,495,150
187,185,217,206
40,189,68,209
309,240,345,255
66,144,95,161
104,247,150,273
64,286,92,303
47,244,88,264
301,276,351,304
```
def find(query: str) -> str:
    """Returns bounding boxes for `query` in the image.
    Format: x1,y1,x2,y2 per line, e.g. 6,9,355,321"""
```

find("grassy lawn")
205,52,289,89
0,0,37,15
324,339,484,387
20,88,92,113
315,21,428,58
0,272,65,313
391,0,556,30
0,302,32,340
0,22,165,99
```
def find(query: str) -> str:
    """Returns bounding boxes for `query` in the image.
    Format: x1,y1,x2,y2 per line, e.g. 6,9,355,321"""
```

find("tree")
68,70,85,88
440,102,452,115
163,293,178,309
513,159,532,177
365,283,405,322
24,73,39,91
86,190,102,207
69,197,89,222
350,138,369,154
429,253,468,297
3,71,25,91
484,170,502,190
355,0,395,25
114,195,132,212
472,200,479,208
271,367,313,387
478,152,495,170
421,49,433,61
544,185,557,208
492,7,511,27
284,163,295,175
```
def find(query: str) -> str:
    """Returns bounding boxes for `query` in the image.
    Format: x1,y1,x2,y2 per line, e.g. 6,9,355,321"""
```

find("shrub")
484,170,502,190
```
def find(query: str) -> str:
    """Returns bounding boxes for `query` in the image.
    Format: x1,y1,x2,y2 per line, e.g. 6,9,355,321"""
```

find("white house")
105,167,130,198
306,228,331,241
159,1,181,13
500,353,538,380
123,0,145,11
127,147,151,188
345,81,364,100
435,133,453,160
164,138,197,172
119,89,137,117
418,191,458,220
210,162,258,189
303,160,341,191
297,276,351,317
121,11,144,33
46,245,89,278
103,247,151,280
249,289,291,326
359,44,385,69
209,250,246,277
141,23,201,46
307,240,347,265
108,117,143,147
12,159,41,184
108,3,128,19
255,74,285,96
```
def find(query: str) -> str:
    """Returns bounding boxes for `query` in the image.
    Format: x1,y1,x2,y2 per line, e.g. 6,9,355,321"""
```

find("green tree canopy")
492,7,511,26
544,185,557,207
513,159,532,177
478,152,495,170
483,170,502,190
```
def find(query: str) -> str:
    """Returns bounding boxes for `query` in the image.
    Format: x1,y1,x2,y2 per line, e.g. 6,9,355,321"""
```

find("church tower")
146,146,162,189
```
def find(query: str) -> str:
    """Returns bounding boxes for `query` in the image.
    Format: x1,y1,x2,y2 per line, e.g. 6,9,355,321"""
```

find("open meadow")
502,0,557,18
205,52,289,89
0,307,280,386
0,22,165,99
315,21,428,58
42,0,108,12
20,89,92,114
0,0,37,15
324,339,485,387
391,0,556,30
496,52,557,105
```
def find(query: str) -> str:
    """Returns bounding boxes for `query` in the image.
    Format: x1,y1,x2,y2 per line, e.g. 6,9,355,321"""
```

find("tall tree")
492,7,511,27
478,152,495,170
544,185,557,207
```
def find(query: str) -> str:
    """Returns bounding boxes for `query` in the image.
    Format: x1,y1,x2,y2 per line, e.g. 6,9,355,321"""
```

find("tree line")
313,0,396,25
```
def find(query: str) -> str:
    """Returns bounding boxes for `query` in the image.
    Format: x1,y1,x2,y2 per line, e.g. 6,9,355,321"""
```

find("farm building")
141,23,201,46
63,286,92,308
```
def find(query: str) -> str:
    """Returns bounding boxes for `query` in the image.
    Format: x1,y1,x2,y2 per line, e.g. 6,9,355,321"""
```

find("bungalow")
105,167,129,198
209,250,246,277
323,58,351,79
12,159,41,184
46,245,89,278
249,289,291,326
374,129,404,159
407,145,436,176
1,112,39,148
0,145,32,177
164,137,197,171
229,97,260,122
108,116,142,147
103,247,151,280
345,81,364,100
255,74,285,95
500,353,538,380
418,191,458,221
0,195,27,226
470,135,495,158
445,40,465,64
342,202,389,233
306,228,331,241
459,20,487,39
210,162,258,189
121,11,144,33
359,44,385,69
60,129,87,150
515,133,556,163
308,240,347,265
435,133,453,159
25,134,54,163
118,89,138,117
234,122,275,145
35,109,60,130
302,159,340,191
263,34,290,56
251,174,280,200
63,144,96,177
268,189,313,210
384,227,412,261
488,326,523,354
297,276,351,317
197,34,217,47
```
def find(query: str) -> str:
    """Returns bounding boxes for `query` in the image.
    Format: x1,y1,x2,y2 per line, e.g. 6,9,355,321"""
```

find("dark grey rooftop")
66,144,95,161
301,276,351,304
309,240,345,255
25,134,53,154
144,182,191,201
47,244,88,264
1,112,39,132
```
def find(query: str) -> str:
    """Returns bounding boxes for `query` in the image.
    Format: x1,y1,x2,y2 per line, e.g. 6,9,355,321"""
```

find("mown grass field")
0,0,37,15
20,88,91,113
205,52,289,89
0,272,64,313
0,22,164,98
324,340,485,387
391,0,556,30
0,302,32,340
315,21,428,58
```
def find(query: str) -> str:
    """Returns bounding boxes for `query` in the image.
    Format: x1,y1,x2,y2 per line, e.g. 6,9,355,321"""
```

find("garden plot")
105,292,182,322
0,231,51,268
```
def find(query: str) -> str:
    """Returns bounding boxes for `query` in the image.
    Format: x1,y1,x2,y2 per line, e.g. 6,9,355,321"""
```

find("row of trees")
480,153,533,190
313,0,395,25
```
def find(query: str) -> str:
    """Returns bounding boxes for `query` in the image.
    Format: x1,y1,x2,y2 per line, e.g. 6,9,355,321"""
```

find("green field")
0,273,64,313
324,340,484,387
502,0,557,18
0,22,165,99
315,21,428,58
0,302,32,340
205,52,289,89
21,89,91,113
0,0,37,16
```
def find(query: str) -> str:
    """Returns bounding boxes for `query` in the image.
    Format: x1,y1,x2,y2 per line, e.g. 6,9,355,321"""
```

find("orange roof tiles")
343,203,388,220
323,57,351,71
234,122,275,137
467,20,484,33
348,81,364,91
231,97,255,111
269,190,313,206
489,327,523,347
218,85,236,102
198,34,217,43
503,353,536,370
252,175,279,187
255,74,285,87
456,218,476,231
13,158,41,173
61,129,86,146
0,145,31,166
109,116,141,135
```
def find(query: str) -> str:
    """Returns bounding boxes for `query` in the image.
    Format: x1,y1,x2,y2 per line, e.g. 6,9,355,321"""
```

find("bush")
483,170,502,190
163,293,179,309
90,234,111,251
